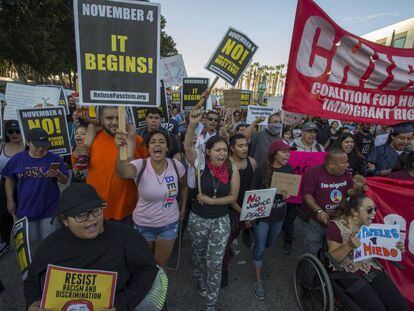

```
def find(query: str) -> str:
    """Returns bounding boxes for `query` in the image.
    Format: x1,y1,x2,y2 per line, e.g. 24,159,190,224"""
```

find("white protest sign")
354,224,401,263
282,110,304,126
240,188,277,221
160,54,187,88
266,96,283,112
374,134,389,147
246,105,274,125
4,83,61,120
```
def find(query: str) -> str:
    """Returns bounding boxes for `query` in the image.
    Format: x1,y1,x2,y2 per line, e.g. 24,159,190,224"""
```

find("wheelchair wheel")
294,253,334,311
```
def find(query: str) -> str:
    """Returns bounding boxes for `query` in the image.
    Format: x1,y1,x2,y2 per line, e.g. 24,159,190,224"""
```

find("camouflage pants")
188,212,230,307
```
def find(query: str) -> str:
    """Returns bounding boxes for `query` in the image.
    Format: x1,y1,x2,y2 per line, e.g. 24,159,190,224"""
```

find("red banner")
366,177,414,309
283,0,414,125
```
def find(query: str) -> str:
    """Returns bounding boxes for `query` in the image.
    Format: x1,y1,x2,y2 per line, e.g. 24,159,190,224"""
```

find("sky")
156,0,414,86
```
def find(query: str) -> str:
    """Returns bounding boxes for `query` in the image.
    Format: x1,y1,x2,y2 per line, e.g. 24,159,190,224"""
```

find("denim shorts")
134,220,179,241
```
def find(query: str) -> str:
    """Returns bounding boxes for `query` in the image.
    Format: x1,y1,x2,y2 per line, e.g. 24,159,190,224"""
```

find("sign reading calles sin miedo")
74,0,160,107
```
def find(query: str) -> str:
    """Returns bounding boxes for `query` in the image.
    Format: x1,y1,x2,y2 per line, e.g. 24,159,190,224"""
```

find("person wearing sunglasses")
25,183,167,311
327,194,409,311
0,120,24,256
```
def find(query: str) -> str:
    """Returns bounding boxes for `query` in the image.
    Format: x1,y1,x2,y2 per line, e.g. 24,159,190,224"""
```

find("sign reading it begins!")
41,265,117,311
182,78,209,110
206,27,258,86
74,0,160,106
18,107,72,156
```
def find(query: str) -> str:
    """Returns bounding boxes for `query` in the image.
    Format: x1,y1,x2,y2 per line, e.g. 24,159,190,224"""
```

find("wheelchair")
293,245,403,311
293,245,369,311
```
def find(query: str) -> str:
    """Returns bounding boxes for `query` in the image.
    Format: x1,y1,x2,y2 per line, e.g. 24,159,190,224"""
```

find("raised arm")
115,125,138,179
184,109,202,166
243,117,265,140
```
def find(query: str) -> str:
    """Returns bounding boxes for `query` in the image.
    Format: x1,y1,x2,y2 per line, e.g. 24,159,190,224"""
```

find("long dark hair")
264,147,280,188
331,133,363,159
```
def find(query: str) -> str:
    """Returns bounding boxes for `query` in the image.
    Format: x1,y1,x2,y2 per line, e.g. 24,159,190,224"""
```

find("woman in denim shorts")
116,129,188,268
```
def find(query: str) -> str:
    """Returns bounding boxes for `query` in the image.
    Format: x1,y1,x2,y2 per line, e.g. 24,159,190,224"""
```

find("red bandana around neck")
206,160,229,184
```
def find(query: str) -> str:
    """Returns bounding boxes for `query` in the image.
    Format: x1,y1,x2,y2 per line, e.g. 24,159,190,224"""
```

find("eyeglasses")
366,206,377,215
73,207,104,223
7,129,21,135
208,118,218,122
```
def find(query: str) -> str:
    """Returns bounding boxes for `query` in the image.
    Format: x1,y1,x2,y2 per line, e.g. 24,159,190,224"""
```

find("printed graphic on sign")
282,0,414,124
4,83,61,120
181,78,209,111
18,107,72,156
41,265,117,311
12,217,31,280
354,224,402,263
74,0,160,106
206,27,258,86
160,54,187,88
240,188,277,221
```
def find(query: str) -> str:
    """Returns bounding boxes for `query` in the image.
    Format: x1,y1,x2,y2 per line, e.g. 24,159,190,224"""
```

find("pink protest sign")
287,151,327,204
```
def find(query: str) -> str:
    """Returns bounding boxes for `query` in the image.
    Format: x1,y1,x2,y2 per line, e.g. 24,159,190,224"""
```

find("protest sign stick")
194,76,219,110
118,106,127,161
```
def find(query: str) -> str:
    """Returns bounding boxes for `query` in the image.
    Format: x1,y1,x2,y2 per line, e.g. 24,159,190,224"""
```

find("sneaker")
253,281,265,300
283,242,292,255
242,229,252,247
195,277,207,298
0,243,10,257
220,271,229,288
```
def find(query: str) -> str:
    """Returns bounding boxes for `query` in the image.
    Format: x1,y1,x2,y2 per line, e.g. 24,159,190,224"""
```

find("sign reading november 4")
74,0,160,106
206,27,258,86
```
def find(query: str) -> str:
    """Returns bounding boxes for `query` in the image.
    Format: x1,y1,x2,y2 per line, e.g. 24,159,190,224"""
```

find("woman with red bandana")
184,109,240,311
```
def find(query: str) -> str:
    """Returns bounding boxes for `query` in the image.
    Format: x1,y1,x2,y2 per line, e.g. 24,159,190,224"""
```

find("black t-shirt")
355,131,374,157
251,163,295,222
24,221,158,311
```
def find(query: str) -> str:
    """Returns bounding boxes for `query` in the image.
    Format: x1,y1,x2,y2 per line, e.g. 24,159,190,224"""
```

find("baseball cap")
302,122,319,132
27,128,50,148
390,123,413,135
58,184,106,217
269,138,293,154
5,120,19,130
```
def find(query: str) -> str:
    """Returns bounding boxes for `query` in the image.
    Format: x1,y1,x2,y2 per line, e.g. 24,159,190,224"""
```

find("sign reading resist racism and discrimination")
283,0,414,125
366,177,414,309
182,78,209,110
205,27,258,86
18,107,72,156
41,265,117,311
74,0,160,106
240,188,277,221
12,217,31,280
354,224,402,263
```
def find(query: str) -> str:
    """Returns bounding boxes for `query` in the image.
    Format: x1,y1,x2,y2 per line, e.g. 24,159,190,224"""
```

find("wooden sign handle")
118,106,128,161
194,76,219,110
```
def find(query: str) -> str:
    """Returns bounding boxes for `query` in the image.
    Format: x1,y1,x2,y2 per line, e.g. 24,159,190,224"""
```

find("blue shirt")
366,144,405,176
1,151,68,221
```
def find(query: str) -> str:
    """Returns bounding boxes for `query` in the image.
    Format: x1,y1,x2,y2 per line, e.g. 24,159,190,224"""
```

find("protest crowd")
0,0,413,311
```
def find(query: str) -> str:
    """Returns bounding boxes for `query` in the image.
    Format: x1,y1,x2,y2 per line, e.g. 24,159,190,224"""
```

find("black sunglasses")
366,206,377,215
7,129,21,135
208,117,218,122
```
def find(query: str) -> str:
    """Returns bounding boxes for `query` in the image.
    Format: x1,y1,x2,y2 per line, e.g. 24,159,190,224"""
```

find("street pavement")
0,221,303,311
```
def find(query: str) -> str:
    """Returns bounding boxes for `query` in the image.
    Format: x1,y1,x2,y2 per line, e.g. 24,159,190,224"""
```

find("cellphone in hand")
49,162,60,170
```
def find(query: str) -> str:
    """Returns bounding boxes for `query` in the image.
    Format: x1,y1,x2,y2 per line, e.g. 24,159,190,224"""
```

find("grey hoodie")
291,137,325,152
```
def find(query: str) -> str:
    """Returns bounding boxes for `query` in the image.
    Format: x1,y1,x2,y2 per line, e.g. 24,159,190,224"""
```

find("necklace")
210,170,220,198
154,160,168,184
231,157,247,170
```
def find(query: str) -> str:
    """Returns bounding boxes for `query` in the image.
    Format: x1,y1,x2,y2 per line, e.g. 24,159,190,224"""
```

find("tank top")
192,161,233,219
236,158,254,206
0,143,11,174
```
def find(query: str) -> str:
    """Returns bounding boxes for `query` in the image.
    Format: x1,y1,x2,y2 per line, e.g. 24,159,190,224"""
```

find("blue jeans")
252,220,284,267
134,220,179,241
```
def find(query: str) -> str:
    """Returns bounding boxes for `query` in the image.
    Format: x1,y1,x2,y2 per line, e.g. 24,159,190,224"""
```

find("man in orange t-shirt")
83,106,147,220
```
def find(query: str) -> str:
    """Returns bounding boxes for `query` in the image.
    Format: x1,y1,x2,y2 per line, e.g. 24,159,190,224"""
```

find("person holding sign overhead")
2,128,68,251
184,109,239,311
25,183,165,311
327,194,409,311
250,138,293,300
